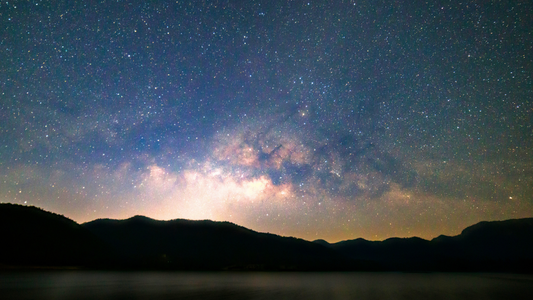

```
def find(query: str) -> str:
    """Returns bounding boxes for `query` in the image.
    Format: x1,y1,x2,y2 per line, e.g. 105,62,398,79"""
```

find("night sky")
1,0,532,242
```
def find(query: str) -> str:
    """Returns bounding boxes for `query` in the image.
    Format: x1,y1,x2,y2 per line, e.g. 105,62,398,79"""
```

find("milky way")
1,1,532,241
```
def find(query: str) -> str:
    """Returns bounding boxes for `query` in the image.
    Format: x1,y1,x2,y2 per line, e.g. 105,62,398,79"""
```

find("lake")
1,272,532,299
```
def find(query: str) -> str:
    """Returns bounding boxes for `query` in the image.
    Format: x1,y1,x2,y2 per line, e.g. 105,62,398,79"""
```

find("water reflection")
1,272,532,300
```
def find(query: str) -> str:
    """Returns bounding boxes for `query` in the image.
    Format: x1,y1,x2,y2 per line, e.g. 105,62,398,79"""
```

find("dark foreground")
3,204,533,272
1,272,533,300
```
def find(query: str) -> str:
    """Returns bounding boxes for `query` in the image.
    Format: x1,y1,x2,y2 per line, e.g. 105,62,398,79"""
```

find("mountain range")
1,203,532,272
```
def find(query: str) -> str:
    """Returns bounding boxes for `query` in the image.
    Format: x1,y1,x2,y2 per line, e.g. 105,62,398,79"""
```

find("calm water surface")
1,272,532,300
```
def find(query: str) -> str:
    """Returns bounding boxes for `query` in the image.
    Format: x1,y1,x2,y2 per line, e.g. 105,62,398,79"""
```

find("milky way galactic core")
1,1,532,241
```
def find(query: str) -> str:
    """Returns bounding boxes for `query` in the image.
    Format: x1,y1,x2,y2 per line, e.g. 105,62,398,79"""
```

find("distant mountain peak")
458,218,533,241
312,239,330,246
127,215,157,222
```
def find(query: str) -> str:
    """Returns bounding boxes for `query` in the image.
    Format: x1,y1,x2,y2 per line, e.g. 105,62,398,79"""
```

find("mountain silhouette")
0,203,113,268
81,215,354,270
325,218,533,272
1,203,532,272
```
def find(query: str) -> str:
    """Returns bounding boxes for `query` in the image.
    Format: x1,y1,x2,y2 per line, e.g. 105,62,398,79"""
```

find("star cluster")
1,0,532,241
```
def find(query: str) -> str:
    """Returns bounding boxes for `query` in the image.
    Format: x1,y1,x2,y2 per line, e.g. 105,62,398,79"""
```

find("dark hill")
0,204,112,268
330,237,434,271
2,203,532,272
330,218,533,272
430,218,533,271
81,216,357,270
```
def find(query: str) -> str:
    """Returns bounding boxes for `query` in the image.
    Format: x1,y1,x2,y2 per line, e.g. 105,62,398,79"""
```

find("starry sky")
1,0,532,242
